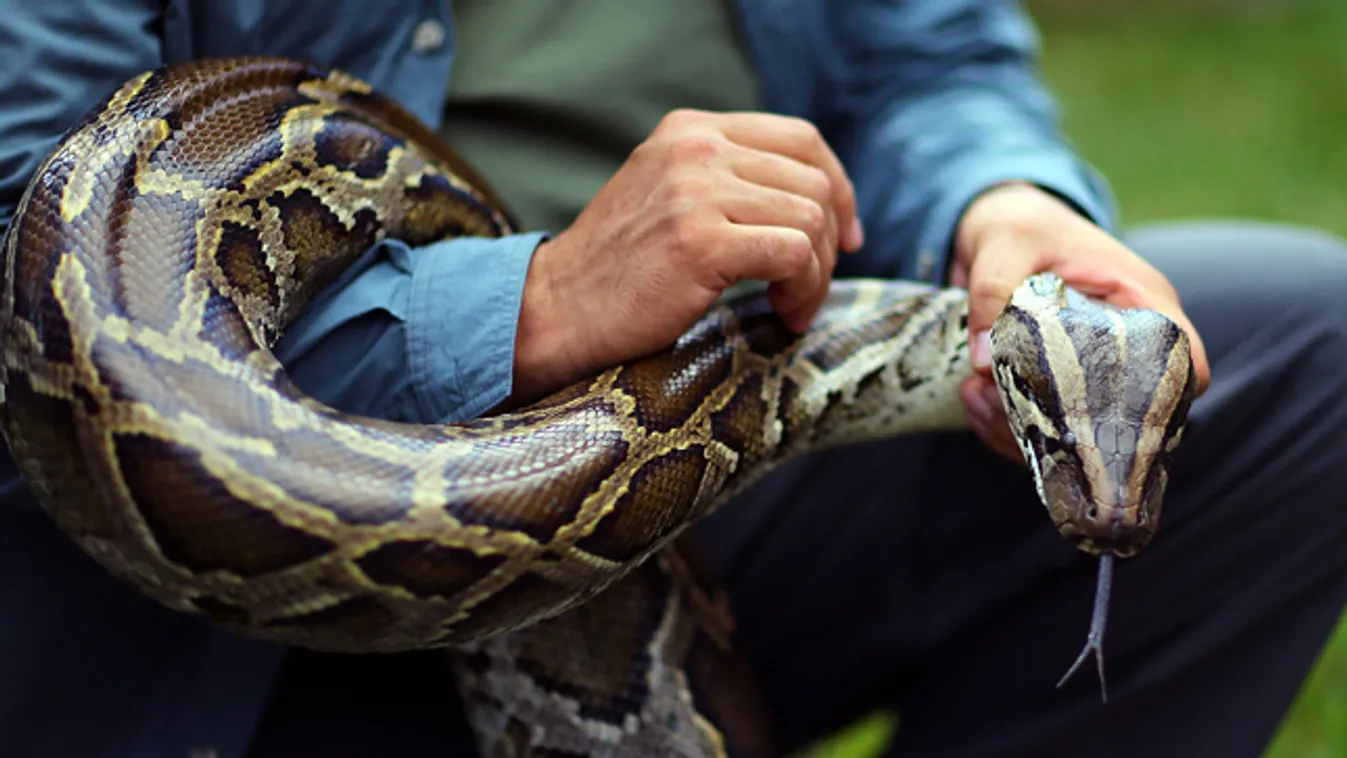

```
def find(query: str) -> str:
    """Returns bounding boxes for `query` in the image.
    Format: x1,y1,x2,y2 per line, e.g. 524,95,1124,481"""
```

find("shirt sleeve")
835,1,1117,284
273,233,545,424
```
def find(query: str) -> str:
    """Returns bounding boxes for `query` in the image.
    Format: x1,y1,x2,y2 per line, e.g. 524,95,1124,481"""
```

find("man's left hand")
949,182,1211,462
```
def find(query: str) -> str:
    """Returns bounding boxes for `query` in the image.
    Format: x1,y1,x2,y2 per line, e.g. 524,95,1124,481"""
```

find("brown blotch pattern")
735,306,797,358
197,283,263,361
0,372,116,537
114,433,337,576
313,113,395,179
8,154,80,341
398,169,502,242
449,573,576,642
272,188,380,309
144,80,294,191
355,540,506,600
214,220,278,307
708,372,768,469
516,561,671,725
445,422,629,545
575,446,709,563
615,325,735,434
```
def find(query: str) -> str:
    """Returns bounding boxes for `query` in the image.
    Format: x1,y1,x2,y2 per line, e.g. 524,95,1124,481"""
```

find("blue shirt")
0,2,1114,756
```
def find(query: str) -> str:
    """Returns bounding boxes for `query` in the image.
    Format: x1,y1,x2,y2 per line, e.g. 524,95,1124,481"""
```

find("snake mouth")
1068,532,1148,558
1061,500,1154,558
1065,520,1153,558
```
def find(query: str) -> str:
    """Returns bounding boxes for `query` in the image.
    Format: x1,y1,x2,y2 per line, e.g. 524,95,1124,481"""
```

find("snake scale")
0,58,1197,756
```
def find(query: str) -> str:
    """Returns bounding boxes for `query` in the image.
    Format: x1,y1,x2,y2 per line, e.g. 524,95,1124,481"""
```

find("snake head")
989,273,1197,558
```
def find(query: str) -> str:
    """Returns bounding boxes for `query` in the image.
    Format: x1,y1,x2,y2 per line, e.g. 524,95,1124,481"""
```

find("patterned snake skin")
0,58,1196,756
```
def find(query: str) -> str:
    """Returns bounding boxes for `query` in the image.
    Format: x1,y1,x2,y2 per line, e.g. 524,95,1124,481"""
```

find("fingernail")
970,330,991,369
847,217,864,250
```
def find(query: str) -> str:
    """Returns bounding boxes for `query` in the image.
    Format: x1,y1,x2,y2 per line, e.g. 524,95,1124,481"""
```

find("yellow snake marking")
58,73,154,223
1030,293,1119,509
1126,331,1193,499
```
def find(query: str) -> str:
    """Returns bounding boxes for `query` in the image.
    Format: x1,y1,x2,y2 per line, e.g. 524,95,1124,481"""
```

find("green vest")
442,0,764,235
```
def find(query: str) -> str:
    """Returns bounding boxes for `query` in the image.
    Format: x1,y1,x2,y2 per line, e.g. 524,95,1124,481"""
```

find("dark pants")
249,219,1347,758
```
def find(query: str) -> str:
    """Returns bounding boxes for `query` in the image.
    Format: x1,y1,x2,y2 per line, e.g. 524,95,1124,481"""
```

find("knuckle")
782,114,822,143
774,230,815,272
629,137,659,163
968,277,1015,310
663,213,710,261
666,133,725,164
658,108,710,130
663,169,715,204
802,166,832,202
795,198,828,238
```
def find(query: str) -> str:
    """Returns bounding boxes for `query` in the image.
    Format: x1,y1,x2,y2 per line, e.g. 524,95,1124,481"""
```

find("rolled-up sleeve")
835,1,1116,284
274,233,545,424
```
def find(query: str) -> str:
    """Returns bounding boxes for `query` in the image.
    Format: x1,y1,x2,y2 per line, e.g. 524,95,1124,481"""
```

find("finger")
714,224,824,327
962,375,1025,464
965,237,1056,371
719,178,836,286
717,113,862,252
769,252,825,333
730,149,841,262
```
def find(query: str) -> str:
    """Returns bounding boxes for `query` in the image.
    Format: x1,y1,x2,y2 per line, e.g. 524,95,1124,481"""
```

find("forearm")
834,1,1115,284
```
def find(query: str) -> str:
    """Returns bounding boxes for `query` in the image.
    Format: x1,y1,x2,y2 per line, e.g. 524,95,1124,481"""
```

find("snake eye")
1043,430,1076,458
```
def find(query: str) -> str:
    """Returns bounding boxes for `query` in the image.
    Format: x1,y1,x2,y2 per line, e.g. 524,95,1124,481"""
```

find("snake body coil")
0,58,1195,756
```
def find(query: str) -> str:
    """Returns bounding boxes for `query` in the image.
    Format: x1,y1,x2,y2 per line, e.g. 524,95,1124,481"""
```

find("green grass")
805,1,1347,755
1035,0,1347,234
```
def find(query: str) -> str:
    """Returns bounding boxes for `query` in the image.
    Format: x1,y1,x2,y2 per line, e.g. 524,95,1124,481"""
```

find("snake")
0,57,1197,756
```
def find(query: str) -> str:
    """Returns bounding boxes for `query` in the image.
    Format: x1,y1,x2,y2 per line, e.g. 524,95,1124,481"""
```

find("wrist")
954,182,1086,264
513,236,583,400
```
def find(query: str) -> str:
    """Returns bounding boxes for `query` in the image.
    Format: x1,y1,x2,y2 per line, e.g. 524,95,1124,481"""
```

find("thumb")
964,237,1052,373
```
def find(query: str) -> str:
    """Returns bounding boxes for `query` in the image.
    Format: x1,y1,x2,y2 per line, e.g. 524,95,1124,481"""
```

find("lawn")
805,1,1347,755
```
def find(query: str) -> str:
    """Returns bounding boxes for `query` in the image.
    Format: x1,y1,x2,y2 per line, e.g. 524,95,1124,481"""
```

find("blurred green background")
805,0,1347,755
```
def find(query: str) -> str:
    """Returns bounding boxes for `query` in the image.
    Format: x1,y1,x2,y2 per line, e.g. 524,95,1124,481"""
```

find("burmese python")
0,58,1196,756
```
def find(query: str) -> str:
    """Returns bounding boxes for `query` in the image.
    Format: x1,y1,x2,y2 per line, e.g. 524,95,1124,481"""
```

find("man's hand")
511,109,864,401
950,183,1211,462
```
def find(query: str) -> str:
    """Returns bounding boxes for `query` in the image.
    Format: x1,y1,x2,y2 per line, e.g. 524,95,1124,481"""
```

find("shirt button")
410,19,446,54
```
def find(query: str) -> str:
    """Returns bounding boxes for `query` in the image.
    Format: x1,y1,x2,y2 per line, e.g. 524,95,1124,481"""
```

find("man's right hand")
510,109,863,401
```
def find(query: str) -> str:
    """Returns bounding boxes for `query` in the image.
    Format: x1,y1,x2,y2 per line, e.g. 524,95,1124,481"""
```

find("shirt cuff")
406,231,547,422
907,148,1117,286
